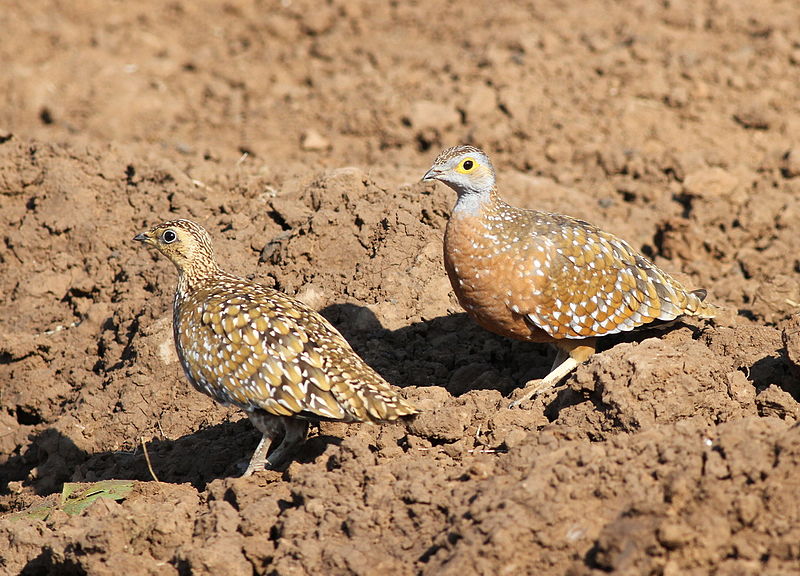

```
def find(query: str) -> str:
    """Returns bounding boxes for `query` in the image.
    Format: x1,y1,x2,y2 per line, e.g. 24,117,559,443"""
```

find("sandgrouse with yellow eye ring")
423,145,718,406
134,219,418,475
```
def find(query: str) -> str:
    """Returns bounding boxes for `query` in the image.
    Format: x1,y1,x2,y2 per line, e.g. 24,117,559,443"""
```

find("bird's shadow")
0,421,340,498
318,303,555,396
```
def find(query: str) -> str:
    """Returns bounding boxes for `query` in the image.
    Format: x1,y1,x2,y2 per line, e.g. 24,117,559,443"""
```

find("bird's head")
422,145,496,197
134,219,217,276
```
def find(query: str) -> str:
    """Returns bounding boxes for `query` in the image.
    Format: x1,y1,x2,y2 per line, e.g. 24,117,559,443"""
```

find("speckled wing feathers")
444,194,716,343
512,212,715,339
174,273,415,423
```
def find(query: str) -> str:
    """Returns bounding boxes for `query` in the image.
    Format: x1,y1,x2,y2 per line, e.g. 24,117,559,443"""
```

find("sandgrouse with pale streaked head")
423,145,718,406
134,219,418,475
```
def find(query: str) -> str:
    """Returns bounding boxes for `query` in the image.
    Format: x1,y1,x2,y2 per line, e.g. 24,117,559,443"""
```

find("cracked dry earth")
2,0,800,574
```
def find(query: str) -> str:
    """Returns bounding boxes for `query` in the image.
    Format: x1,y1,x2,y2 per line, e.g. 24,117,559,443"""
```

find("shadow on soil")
5,304,779,504
0,420,340,498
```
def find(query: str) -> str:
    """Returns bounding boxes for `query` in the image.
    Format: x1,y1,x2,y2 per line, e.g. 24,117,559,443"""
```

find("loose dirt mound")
2,1,800,574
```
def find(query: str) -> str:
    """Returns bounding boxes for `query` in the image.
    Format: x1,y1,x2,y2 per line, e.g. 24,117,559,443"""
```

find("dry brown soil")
2,0,800,574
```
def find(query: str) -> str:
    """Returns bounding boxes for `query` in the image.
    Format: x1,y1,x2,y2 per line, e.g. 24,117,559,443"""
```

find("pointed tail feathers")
684,288,720,319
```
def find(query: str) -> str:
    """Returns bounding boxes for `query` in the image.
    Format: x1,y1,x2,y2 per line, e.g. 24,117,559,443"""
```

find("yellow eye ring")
456,158,477,174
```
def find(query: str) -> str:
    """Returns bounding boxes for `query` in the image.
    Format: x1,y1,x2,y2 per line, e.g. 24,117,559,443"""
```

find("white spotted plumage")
135,219,417,474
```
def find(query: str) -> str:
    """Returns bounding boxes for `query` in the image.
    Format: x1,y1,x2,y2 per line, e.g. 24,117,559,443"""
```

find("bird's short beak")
133,232,151,243
422,167,442,182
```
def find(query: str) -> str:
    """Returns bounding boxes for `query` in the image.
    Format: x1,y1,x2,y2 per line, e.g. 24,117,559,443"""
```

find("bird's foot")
238,455,282,477
508,354,584,408
508,378,556,408
239,460,264,478
238,432,274,477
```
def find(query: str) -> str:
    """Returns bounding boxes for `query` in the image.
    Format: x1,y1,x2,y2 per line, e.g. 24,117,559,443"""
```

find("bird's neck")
176,260,221,294
452,187,504,219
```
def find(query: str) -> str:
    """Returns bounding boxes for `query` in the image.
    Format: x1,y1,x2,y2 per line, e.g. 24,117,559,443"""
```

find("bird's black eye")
459,158,476,173
162,230,177,243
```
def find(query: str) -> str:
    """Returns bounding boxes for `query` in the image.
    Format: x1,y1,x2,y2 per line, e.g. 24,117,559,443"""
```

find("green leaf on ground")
60,480,135,516
4,501,57,522
3,480,136,522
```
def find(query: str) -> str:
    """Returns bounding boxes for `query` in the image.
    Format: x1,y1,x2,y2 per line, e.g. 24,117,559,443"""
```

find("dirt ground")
2,0,800,574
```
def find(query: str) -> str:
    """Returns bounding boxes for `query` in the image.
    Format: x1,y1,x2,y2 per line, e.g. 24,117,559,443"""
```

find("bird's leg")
241,416,308,475
509,338,596,407
264,419,309,470
241,413,310,475
241,432,274,477
241,410,283,477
